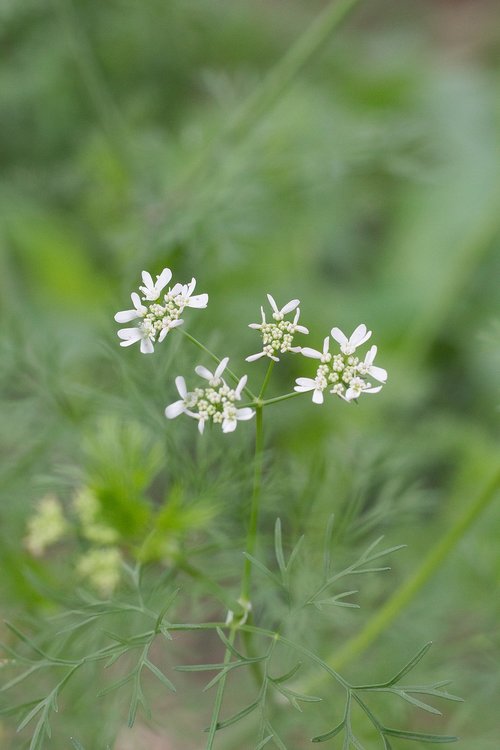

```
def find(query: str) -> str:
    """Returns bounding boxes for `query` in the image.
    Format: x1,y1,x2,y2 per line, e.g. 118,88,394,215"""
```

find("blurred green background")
1,0,500,748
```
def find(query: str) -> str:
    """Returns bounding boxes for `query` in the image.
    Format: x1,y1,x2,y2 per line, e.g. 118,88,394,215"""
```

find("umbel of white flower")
246,294,309,362
165,358,255,434
114,268,208,354
295,324,387,403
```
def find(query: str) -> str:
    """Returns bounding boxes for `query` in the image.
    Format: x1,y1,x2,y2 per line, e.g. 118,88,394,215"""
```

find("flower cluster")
115,268,387,432
295,324,387,403
246,294,309,362
115,268,208,354
165,358,254,434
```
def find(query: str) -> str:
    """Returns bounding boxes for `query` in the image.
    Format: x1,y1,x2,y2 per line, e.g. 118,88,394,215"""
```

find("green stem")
167,0,362,207
206,628,237,750
325,466,500,673
259,361,275,400
225,0,362,143
241,391,304,409
241,406,265,603
179,329,257,400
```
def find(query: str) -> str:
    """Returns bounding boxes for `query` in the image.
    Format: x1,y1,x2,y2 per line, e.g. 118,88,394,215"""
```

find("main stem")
241,361,273,602
241,405,265,604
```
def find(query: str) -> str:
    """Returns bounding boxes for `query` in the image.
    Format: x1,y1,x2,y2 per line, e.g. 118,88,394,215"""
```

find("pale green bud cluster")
24,495,69,556
76,548,122,596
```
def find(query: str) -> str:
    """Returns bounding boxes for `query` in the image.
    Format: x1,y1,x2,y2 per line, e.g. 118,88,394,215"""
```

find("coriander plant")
3,266,462,750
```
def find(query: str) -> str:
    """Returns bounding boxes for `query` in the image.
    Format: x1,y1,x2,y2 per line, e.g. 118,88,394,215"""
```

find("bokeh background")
1,0,500,748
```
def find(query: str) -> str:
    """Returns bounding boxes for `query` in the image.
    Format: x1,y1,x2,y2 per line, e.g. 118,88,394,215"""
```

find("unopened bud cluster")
165,359,254,434
246,294,309,362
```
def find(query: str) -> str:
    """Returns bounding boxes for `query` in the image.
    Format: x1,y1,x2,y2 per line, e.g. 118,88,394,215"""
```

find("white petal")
158,328,168,342
322,336,330,355
186,278,196,296
195,365,213,381
330,327,347,346
248,323,262,329
131,292,146,313
117,327,142,342
141,271,154,289
364,345,377,367
175,376,187,398
267,294,278,314
289,346,302,353
114,309,139,323
295,325,309,334
344,388,357,401
156,268,172,291
165,400,185,419
350,324,371,348
170,282,183,296
198,418,205,435
119,338,138,347
301,347,323,359
368,366,387,383
222,418,237,433
246,351,266,362
215,357,229,379
186,293,208,308
235,375,248,398
270,354,280,362
312,389,324,404
169,319,184,329
140,338,154,354
280,298,300,316
294,377,316,391
363,385,383,394
236,408,255,421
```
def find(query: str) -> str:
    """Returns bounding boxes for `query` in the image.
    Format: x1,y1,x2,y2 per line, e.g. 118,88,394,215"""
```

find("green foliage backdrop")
1,0,499,748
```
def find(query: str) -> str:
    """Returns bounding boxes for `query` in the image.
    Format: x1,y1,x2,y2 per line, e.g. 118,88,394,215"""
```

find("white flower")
267,294,299,321
115,267,208,353
358,345,387,383
195,357,229,387
164,376,191,419
117,322,156,354
331,324,371,355
114,292,147,324
295,324,387,404
139,268,172,301
344,377,382,402
294,375,327,404
165,360,254,434
246,293,309,362
301,336,332,363
170,278,209,310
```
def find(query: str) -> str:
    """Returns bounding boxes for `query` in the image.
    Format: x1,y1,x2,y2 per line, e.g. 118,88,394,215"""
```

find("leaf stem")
179,329,257,399
242,391,304,409
206,628,237,750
